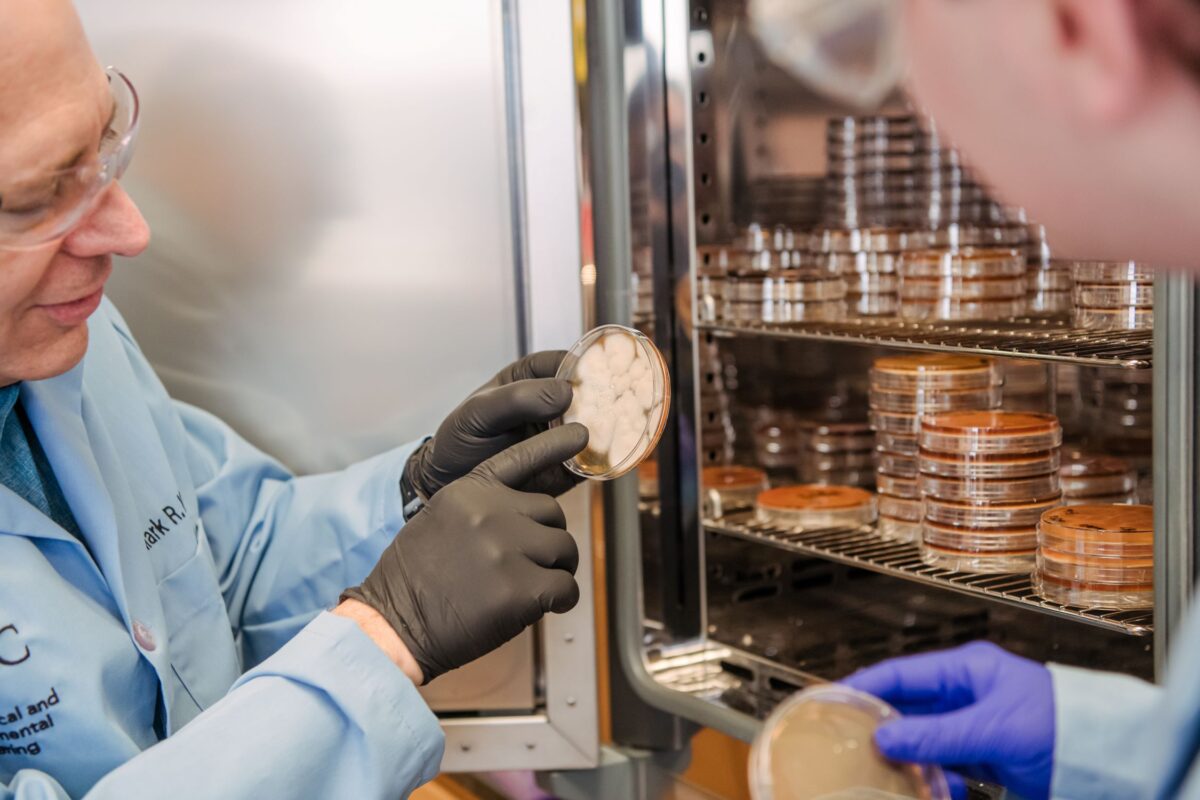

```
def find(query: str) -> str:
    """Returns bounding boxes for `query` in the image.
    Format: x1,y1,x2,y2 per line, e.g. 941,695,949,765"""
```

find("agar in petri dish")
558,325,671,480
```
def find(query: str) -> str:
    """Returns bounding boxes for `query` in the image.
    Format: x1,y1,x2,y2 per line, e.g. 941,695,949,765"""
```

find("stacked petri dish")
703,465,770,518
870,354,1001,542
910,118,1009,232
798,418,877,489
810,227,904,318
898,248,1028,321
918,411,1064,573
723,271,848,325
749,684,950,800
1035,504,1153,610
753,408,803,482
1025,225,1073,316
999,359,1054,413
824,115,917,231
1072,261,1155,331
756,485,878,531
698,337,736,467
1060,451,1138,505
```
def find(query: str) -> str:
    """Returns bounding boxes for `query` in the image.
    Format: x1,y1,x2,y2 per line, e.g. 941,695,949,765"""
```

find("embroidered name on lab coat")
142,492,188,551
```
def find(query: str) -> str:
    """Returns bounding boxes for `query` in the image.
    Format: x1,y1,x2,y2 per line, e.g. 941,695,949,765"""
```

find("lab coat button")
132,620,157,652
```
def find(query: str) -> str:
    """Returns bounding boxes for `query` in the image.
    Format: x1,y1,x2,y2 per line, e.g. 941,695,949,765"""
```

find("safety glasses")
0,67,140,251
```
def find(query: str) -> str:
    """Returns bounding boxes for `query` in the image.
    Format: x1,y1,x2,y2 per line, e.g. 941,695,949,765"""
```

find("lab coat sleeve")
1047,663,1162,800
0,613,444,800
175,399,421,670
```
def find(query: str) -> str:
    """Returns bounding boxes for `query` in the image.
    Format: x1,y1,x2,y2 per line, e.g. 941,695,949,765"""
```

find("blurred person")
0,1,589,797
833,1,1200,799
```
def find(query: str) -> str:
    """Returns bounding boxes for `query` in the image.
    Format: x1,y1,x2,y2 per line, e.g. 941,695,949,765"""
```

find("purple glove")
844,641,1055,800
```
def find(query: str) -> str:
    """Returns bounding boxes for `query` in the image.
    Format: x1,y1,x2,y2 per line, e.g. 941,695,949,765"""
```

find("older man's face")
0,0,149,386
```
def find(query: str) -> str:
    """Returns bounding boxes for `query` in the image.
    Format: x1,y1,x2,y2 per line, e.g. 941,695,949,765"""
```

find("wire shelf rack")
706,512,1154,637
698,318,1153,368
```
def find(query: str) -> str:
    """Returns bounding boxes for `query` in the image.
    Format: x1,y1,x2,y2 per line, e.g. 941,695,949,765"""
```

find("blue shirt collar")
0,384,19,430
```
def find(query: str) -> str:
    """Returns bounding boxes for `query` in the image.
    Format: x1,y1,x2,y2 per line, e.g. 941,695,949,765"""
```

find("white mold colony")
564,331,663,473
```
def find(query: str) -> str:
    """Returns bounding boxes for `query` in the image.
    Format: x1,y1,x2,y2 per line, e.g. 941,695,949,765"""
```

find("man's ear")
1050,0,1150,123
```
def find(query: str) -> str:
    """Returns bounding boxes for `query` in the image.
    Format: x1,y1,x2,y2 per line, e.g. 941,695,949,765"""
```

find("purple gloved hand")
844,641,1055,800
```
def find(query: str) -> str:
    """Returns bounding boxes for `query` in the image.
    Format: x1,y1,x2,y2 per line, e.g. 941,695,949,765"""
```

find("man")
840,1,1200,799
0,2,589,797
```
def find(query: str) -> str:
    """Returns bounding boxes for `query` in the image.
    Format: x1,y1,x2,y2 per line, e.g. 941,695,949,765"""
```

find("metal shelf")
698,318,1153,368
706,512,1154,637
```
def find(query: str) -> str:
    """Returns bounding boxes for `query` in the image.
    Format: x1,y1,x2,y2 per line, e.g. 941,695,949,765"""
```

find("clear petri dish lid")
922,520,1039,554
919,411,1063,455
1027,290,1074,317
810,227,909,255
1074,306,1155,331
726,272,850,303
877,472,920,499
899,276,1027,302
750,684,950,800
1073,282,1154,309
925,496,1062,529
877,449,919,477
899,248,1026,279
919,473,1061,504
876,431,920,456
1028,268,1074,292
800,420,876,453
847,272,900,293
1037,551,1154,587
919,448,1060,480
878,493,923,521
1070,261,1155,284
879,515,923,543
557,324,671,480
824,251,902,276
756,485,878,530
1059,452,1138,496
870,409,921,435
870,354,997,392
1063,492,1138,507
899,297,1028,322
869,385,1001,414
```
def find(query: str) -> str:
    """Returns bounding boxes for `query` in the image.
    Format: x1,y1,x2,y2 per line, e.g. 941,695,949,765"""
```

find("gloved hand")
344,423,589,683
844,641,1055,800
405,351,583,500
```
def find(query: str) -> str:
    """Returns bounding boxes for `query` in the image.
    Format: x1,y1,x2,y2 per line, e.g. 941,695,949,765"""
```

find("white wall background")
77,2,521,473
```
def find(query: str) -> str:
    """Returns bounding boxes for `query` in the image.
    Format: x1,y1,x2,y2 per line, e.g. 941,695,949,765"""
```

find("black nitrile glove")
345,423,589,683
405,351,584,499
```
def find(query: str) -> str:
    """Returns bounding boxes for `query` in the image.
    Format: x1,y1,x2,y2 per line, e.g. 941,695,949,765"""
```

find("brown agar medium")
703,466,770,518
919,411,1062,455
1034,505,1154,609
756,485,878,529
871,354,997,393
919,449,1060,480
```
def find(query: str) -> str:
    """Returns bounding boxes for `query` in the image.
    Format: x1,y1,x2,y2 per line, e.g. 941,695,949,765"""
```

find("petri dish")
801,421,877,454
1074,306,1155,331
1038,505,1153,557
1060,452,1138,498
877,449,919,477
919,449,1060,480
725,273,849,303
558,324,671,480
1073,282,1154,309
824,251,901,276
919,411,1063,455
756,485,878,530
870,409,921,436
899,297,1028,322
848,292,901,317
776,300,850,324
703,465,770,518
1070,261,1155,284
924,496,1062,529
921,541,1037,574
1033,568,1153,610
1027,291,1073,317
1063,492,1138,507
899,248,1026,280
876,431,920,456
879,493,923,522
879,515,923,544
899,276,1027,302
809,450,877,472
922,520,1039,554
870,385,1002,414
847,272,900,293
750,683,950,800
871,354,997,393
918,473,1061,504
877,472,920,499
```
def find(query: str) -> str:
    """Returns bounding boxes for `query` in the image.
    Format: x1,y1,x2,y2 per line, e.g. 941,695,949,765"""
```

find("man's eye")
0,180,61,215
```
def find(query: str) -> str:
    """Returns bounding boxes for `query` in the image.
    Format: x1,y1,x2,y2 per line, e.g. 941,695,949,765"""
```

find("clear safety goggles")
748,0,905,111
0,67,140,252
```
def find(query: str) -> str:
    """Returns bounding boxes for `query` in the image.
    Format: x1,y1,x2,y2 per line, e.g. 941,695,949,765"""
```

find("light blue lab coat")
1050,601,1200,798
0,299,443,798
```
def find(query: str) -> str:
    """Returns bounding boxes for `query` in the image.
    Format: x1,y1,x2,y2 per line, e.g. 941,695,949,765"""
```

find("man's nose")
61,183,151,259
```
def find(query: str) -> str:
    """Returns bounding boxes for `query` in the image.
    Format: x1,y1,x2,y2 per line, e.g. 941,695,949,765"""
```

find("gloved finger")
510,489,568,529
475,424,589,489
460,379,574,437
843,647,979,710
873,707,989,767
534,567,580,614
944,771,969,800
491,351,568,386
515,523,579,573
